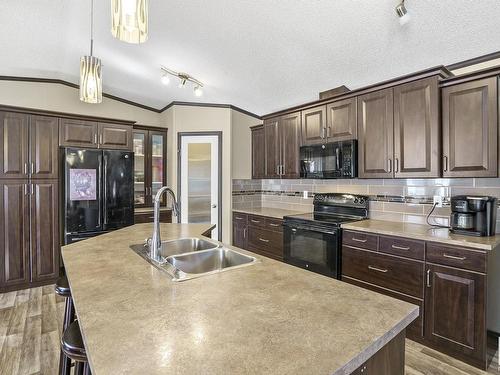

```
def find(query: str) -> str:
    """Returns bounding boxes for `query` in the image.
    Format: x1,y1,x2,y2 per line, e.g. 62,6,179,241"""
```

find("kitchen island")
61,223,418,374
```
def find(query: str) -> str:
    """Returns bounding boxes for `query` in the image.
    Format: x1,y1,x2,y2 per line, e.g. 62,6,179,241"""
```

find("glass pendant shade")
80,55,102,104
111,0,149,43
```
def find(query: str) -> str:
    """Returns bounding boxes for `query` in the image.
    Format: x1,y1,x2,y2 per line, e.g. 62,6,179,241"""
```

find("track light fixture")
160,66,204,97
395,0,410,25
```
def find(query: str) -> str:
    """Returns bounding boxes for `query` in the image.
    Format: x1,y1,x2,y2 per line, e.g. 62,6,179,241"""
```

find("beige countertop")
62,223,418,375
343,219,500,251
233,207,308,219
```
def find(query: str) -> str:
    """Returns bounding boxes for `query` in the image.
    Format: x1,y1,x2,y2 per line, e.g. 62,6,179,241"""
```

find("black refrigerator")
63,148,134,244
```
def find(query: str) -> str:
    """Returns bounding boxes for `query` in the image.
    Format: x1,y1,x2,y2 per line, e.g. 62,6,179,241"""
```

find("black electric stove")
283,193,369,278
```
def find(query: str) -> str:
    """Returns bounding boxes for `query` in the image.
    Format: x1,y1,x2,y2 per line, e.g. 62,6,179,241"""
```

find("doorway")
178,132,222,240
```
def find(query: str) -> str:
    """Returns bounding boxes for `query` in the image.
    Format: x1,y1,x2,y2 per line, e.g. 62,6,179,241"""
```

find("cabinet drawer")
233,212,248,224
343,230,378,250
247,227,283,258
248,215,266,228
265,217,283,232
343,276,423,340
379,235,425,260
342,246,424,298
426,243,486,273
134,210,171,224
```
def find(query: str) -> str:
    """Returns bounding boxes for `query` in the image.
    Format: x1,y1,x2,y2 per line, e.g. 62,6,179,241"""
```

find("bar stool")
61,321,91,375
55,276,75,375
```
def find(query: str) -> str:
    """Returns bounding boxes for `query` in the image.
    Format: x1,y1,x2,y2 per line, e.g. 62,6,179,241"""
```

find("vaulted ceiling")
1,1,500,115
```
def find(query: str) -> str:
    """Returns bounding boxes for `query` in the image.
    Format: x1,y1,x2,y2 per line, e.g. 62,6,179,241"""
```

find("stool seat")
55,276,71,298
61,321,87,363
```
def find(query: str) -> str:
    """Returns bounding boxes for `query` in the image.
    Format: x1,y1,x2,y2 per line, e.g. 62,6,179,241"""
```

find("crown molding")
0,75,262,119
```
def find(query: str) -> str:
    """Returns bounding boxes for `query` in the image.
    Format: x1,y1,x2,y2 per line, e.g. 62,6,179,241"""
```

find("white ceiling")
1,1,500,115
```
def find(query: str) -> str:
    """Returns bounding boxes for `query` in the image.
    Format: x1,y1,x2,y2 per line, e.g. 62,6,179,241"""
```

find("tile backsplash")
232,178,500,229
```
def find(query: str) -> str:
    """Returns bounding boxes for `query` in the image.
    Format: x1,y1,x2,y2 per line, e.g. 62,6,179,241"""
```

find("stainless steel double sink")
130,238,257,282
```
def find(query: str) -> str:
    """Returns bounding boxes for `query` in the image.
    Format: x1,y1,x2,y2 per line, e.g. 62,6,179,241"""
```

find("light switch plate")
303,191,308,199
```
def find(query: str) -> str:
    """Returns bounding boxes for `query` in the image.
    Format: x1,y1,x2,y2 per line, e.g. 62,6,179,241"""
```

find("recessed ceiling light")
111,0,149,44
395,1,410,26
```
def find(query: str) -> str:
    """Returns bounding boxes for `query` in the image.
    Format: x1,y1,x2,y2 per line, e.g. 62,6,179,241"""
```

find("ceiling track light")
80,0,102,104
395,0,410,25
160,66,204,97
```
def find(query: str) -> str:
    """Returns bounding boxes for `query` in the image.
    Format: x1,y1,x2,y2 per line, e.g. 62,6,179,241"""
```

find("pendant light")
80,0,102,104
111,0,149,44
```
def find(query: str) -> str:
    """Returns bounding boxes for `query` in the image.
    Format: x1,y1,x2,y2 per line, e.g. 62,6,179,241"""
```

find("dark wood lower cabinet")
232,212,283,260
0,180,30,289
342,230,490,370
134,209,172,224
0,179,60,292
425,264,486,368
30,180,59,283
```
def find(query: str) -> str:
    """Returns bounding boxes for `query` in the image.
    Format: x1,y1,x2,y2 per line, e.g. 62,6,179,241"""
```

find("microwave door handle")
335,147,340,170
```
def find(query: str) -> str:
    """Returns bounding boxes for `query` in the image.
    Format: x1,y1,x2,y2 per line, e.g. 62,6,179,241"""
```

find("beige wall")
231,109,262,179
0,80,164,126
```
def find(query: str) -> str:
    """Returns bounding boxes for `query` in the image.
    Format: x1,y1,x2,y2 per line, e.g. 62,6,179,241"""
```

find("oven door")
283,221,340,278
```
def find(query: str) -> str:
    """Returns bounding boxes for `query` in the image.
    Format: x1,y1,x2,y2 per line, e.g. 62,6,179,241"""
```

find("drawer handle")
269,223,280,227
351,237,367,243
443,253,466,261
259,238,269,243
251,219,261,223
368,265,388,273
391,244,410,251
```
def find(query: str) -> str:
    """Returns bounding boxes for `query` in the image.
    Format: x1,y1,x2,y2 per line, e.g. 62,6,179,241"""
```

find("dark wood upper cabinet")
251,126,265,179
0,111,29,179
357,88,394,178
0,180,30,289
326,97,357,141
425,264,486,365
442,77,498,177
280,111,301,179
394,77,440,178
98,122,133,151
30,180,59,282
264,118,280,178
59,118,98,148
301,105,326,145
30,115,59,179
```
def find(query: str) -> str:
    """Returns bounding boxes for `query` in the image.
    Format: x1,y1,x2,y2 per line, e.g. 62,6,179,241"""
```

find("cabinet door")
301,106,326,145
30,115,59,179
133,129,149,207
31,180,59,283
394,77,440,178
442,77,498,177
264,118,280,178
59,118,98,148
98,123,133,150
149,130,167,204
0,111,29,179
251,127,265,179
0,180,30,290
280,111,301,179
425,264,486,364
232,221,247,249
326,97,357,141
357,89,394,178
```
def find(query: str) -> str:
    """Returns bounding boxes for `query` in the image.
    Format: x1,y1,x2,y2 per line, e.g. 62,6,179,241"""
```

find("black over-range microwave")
300,140,357,179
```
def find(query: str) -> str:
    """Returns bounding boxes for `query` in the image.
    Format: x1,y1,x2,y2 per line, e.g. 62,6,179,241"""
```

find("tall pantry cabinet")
0,111,60,292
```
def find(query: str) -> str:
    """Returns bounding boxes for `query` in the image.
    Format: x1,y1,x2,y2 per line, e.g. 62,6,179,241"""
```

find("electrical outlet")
433,196,443,208
303,191,308,199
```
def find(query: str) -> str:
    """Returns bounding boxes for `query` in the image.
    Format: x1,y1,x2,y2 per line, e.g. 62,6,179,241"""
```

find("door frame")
177,131,222,241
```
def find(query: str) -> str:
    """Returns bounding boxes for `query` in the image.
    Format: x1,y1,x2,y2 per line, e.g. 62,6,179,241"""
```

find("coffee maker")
450,195,497,237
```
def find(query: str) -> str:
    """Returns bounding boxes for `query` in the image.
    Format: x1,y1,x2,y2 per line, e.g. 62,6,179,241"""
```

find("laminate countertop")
233,207,308,219
61,223,418,375
342,219,500,251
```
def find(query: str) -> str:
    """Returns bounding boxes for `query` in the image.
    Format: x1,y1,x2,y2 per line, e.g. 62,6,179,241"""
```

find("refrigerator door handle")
103,153,108,225
97,153,103,228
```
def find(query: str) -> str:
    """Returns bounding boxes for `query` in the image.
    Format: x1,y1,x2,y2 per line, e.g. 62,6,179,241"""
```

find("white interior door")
180,135,220,240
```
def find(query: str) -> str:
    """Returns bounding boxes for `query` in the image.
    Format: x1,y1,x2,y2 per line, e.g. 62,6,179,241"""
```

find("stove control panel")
313,193,369,209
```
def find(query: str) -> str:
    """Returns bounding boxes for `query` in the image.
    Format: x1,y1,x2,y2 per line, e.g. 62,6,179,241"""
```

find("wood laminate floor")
0,285,499,375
